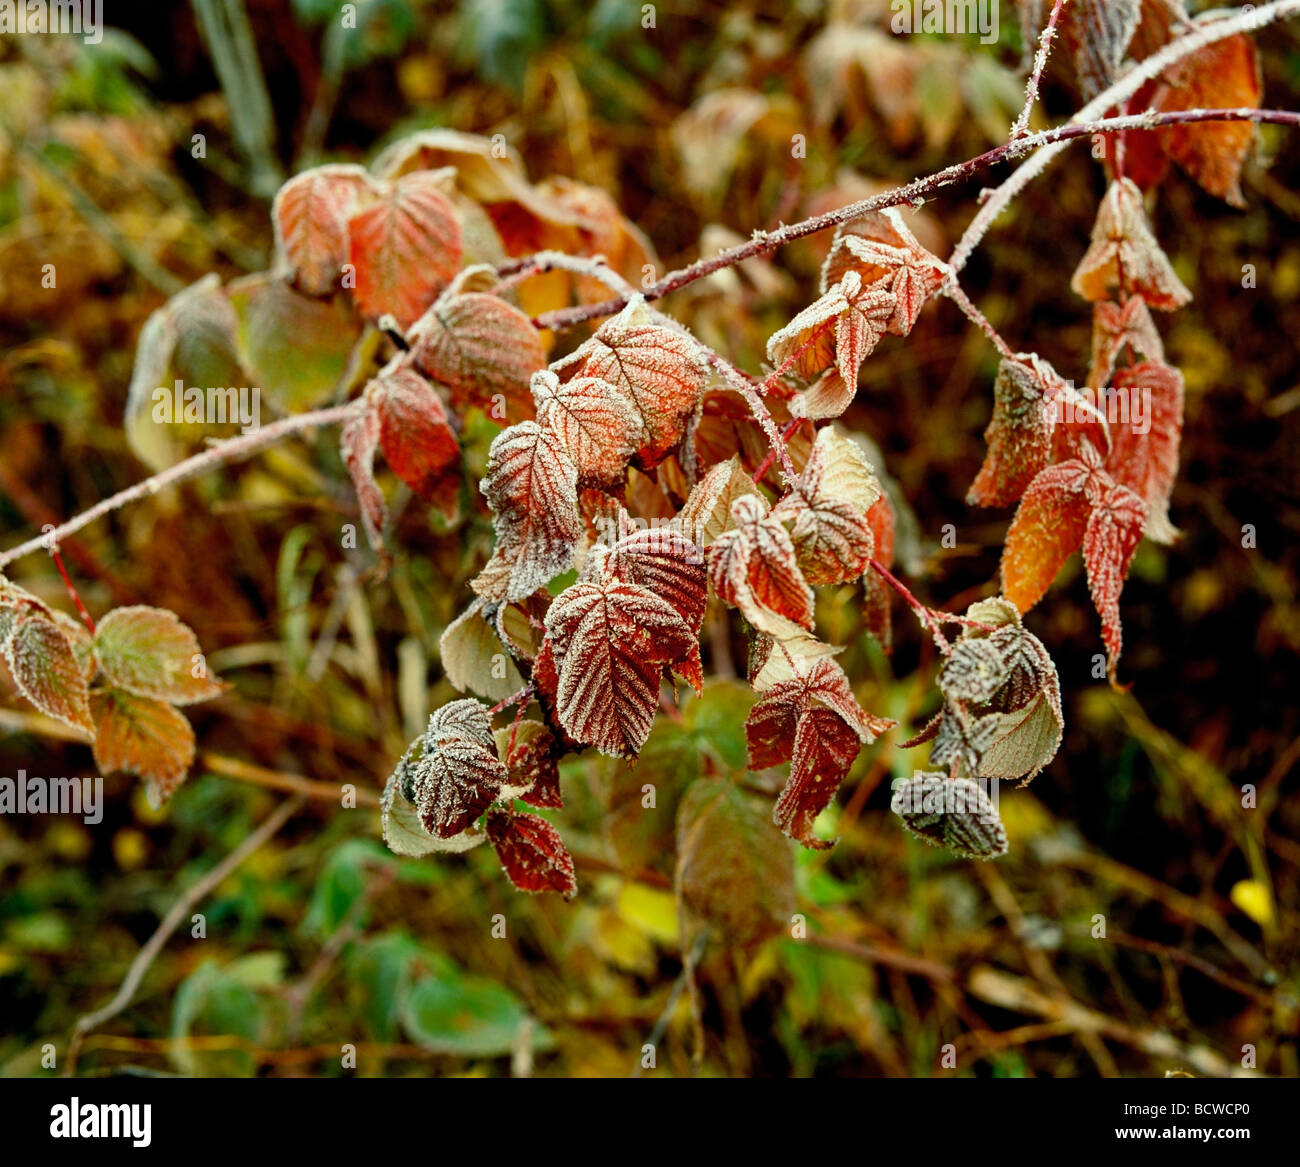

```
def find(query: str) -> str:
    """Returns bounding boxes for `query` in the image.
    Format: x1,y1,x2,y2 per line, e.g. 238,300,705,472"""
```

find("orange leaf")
347,172,463,328
90,688,195,807
369,364,461,518
272,164,376,295
1000,458,1094,612
2,610,93,734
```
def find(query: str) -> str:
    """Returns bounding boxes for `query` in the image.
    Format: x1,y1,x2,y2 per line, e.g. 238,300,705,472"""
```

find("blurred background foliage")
0,0,1298,1077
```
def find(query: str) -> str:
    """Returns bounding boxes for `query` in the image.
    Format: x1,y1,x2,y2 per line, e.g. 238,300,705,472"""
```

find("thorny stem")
941,279,1017,361
50,548,96,635
702,352,799,484
752,418,803,486
1010,0,1069,141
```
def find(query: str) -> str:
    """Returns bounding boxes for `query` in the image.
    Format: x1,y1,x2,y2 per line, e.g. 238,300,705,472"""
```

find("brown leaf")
90,688,196,807
3,610,94,734
486,808,577,896
368,364,461,519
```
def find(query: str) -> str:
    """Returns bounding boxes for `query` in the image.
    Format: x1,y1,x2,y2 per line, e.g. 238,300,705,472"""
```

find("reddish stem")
51,548,96,635
489,683,534,717
753,418,803,485
868,558,949,653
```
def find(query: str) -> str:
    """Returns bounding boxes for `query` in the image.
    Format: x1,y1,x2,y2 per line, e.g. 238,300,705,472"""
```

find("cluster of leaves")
0,577,221,804
91,1,1272,901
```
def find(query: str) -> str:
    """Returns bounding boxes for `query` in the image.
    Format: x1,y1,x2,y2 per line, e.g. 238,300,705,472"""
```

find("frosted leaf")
676,456,759,547
472,421,582,604
530,369,643,486
92,606,224,706
411,292,546,421
3,611,94,735
486,808,577,897
272,164,377,295
1001,455,1095,614
347,171,463,328
1071,178,1191,311
767,270,895,389
939,639,1009,704
399,698,508,839
772,426,881,585
1083,478,1147,679
381,763,486,857
930,704,1003,777
1055,0,1142,98
1088,296,1164,389
892,773,1008,860
746,655,894,848
790,369,854,421
1107,362,1183,544
541,574,698,757
90,688,196,808
709,494,815,638
494,720,562,808
569,297,709,468
821,207,948,336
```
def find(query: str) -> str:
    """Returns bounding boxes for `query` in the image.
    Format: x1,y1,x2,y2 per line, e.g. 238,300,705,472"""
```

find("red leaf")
411,292,546,421
502,721,563,809
347,172,463,328
405,698,507,838
767,271,895,389
486,808,577,897
542,572,698,757
531,369,643,485
369,364,461,519
1106,361,1183,544
340,405,387,550
746,655,894,848
272,164,376,295
472,421,581,603
709,494,815,637
1070,178,1191,311
1083,480,1147,677
570,298,708,468
1087,295,1164,389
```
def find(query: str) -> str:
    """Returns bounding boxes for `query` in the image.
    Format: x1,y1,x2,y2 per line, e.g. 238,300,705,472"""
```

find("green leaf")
400,961,554,1057
92,606,223,705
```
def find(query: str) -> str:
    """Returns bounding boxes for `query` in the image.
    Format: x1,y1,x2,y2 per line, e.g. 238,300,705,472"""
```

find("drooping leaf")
1000,457,1094,612
399,698,507,839
1088,295,1164,389
92,606,223,706
472,421,582,603
2,610,94,734
1143,27,1262,207
541,571,698,757
1053,0,1143,98
347,172,463,327
1107,361,1183,544
368,363,461,518
1070,178,1191,311
340,404,387,551
485,808,577,896
90,688,195,807
746,654,894,848
497,720,562,808
1083,477,1147,676
891,773,1008,859
411,292,547,421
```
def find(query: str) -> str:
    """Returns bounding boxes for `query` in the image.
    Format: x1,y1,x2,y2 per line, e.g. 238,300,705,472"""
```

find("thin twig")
0,401,363,570
65,796,305,1076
